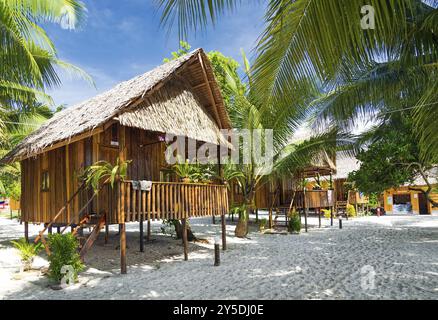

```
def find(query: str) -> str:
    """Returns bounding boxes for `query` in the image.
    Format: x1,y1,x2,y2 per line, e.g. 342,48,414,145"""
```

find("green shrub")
321,209,332,219
11,238,43,271
258,218,267,231
47,233,84,283
346,204,357,217
287,210,301,233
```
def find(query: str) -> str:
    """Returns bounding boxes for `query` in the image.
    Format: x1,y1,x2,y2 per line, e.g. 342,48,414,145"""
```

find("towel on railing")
131,181,140,190
140,180,152,191
132,180,153,191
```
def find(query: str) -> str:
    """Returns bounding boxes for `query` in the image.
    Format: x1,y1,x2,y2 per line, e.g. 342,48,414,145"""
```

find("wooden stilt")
139,218,144,252
304,208,308,232
104,223,109,244
268,208,273,229
255,208,259,222
212,215,216,225
303,189,308,233
221,214,227,251
48,226,53,235
57,226,61,234
120,223,127,274
182,218,188,261
330,206,334,226
318,208,321,228
24,222,29,243
147,218,151,242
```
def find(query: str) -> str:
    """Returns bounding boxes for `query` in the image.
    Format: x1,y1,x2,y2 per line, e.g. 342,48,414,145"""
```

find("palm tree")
222,52,353,237
0,104,53,198
156,0,438,161
0,0,92,112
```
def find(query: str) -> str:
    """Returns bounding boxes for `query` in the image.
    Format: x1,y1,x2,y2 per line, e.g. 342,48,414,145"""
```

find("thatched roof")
2,48,230,164
301,150,336,178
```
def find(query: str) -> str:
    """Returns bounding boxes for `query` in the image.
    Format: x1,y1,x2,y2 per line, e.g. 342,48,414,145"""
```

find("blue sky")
46,0,266,108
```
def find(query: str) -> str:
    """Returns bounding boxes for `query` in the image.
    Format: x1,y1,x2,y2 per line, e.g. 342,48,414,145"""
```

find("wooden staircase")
35,182,107,260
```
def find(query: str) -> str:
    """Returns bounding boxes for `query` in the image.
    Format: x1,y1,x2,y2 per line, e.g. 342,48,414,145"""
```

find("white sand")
0,214,437,300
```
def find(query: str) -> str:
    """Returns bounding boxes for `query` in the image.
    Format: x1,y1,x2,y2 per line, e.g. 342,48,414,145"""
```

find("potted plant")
81,157,131,192
11,238,43,272
287,210,301,234
173,158,193,183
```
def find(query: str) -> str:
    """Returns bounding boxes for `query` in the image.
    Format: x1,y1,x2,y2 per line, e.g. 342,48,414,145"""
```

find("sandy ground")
0,214,437,300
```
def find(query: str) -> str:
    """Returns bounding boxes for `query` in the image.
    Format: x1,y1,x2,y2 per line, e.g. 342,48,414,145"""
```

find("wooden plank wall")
20,140,88,224
97,125,166,224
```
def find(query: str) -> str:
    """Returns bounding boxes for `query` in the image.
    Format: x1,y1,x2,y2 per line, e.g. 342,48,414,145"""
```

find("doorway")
418,193,430,215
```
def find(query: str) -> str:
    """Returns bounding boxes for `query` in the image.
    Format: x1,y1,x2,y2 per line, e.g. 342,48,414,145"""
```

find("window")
41,171,50,191
111,124,119,146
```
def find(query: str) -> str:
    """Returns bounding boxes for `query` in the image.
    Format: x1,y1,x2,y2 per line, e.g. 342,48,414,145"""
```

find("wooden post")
119,125,127,274
120,223,127,274
303,188,308,233
57,226,61,234
214,241,220,266
212,214,216,225
48,226,52,235
268,208,273,229
147,218,151,242
104,223,109,244
221,214,227,250
139,217,144,252
255,208,259,223
182,218,188,261
24,222,29,243
330,206,334,227
318,208,321,228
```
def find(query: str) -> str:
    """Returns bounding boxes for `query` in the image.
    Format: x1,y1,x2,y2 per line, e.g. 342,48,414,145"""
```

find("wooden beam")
197,53,221,128
24,222,29,243
65,145,71,223
139,217,144,252
119,125,127,274
182,218,188,261
303,188,308,233
18,126,104,162
120,223,127,274
221,214,227,251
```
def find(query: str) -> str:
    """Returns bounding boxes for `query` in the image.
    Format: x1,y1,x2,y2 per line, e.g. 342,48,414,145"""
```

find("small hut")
1,49,230,273
331,155,369,214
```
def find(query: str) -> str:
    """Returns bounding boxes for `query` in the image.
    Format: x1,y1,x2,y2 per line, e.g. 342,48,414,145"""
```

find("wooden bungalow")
331,155,369,214
1,49,231,273
229,151,337,230
383,171,438,215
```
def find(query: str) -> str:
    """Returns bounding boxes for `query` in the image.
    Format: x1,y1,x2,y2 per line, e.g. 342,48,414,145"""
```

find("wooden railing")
293,190,335,209
121,181,229,222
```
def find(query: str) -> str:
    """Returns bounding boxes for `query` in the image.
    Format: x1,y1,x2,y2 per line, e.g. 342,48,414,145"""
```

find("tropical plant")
81,158,131,192
346,204,357,218
0,0,92,111
0,105,53,199
348,113,438,208
287,210,301,233
322,209,332,219
47,233,84,283
163,43,354,237
225,51,354,237
157,0,438,170
258,218,267,232
11,238,43,271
